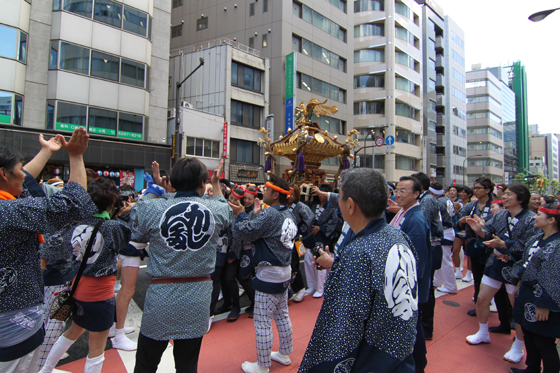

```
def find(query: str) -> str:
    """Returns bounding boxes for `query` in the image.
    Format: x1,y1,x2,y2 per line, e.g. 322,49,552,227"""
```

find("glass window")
94,0,122,28
172,0,183,8
12,95,22,125
49,41,58,69
121,58,145,88
254,69,261,91
395,26,408,41
89,107,117,135
354,0,384,12
302,38,312,56
0,25,17,59
292,35,301,52
263,0,268,12
354,101,384,115
204,139,212,157
236,140,254,163
292,2,301,17
171,25,182,38
0,91,12,124
395,2,409,18
312,10,329,33
301,74,312,91
56,102,87,131
262,34,267,48
355,23,384,37
330,52,339,68
195,138,203,156
54,0,93,18
396,76,414,93
231,62,238,85
250,3,255,16
123,6,148,37
396,102,417,119
60,42,90,75
354,74,384,88
46,101,55,130
91,51,119,81
18,32,27,63
338,58,346,72
302,4,312,22
354,49,384,62
244,67,254,89
118,112,143,139
428,38,435,50
428,58,435,70
248,37,254,48
186,137,195,155
212,140,220,158
148,16,152,40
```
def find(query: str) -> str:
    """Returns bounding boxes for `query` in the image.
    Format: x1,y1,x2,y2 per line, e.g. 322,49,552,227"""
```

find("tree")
551,180,560,194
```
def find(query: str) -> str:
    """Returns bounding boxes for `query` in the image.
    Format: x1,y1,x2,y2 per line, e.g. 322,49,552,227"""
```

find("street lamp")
174,57,205,165
353,130,376,168
529,7,560,22
462,154,482,186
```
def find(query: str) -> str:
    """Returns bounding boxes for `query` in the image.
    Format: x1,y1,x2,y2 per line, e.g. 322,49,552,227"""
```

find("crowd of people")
1,128,560,373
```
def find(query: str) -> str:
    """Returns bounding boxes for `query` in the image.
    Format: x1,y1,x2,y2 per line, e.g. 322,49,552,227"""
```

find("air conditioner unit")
181,101,193,108
167,108,175,119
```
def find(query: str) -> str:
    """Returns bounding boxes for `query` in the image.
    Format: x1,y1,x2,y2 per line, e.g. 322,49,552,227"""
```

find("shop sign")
89,127,116,136
55,122,86,131
118,131,143,140
120,171,135,187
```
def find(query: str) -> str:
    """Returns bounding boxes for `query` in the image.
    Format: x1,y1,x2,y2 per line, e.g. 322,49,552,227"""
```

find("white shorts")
481,275,516,295
118,254,141,268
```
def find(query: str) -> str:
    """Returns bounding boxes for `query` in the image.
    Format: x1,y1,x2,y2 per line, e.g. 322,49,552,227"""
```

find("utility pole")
174,57,205,165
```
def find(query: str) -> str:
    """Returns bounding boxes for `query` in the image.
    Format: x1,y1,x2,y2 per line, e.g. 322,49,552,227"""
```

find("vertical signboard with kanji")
285,52,296,134
223,122,228,158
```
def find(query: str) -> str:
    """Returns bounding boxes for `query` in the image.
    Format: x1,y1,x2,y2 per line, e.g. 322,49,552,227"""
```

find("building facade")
442,14,467,187
169,0,354,179
506,61,529,174
0,0,172,188
353,0,423,182
529,133,559,183
416,0,444,183
168,41,270,184
465,69,505,184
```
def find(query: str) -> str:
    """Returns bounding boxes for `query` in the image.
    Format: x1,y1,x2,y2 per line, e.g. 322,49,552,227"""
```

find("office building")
168,40,270,184
465,69,505,184
506,61,529,174
415,0,444,184
353,0,424,182
487,66,517,182
529,133,559,183
442,14,467,187
170,0,354,178
0,0,171,189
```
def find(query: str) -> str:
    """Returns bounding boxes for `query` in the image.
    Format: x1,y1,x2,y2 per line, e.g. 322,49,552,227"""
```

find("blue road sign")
386,135,395,146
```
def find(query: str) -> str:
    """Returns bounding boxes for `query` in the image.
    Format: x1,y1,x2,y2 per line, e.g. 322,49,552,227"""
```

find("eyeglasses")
473,186,485,190
394,189,410,194
262,186,268,191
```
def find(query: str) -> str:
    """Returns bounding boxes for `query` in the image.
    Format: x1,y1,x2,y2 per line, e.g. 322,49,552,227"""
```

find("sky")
434,0,559,135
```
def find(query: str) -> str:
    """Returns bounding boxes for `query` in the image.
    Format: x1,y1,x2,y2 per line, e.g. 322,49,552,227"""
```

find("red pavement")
59,286,522,372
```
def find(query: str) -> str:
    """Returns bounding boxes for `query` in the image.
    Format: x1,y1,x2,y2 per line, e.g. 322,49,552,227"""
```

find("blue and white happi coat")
298,218,418,373
130,191,230,340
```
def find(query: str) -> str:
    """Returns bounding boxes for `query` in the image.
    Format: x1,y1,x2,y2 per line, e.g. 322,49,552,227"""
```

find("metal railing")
173,38,261,58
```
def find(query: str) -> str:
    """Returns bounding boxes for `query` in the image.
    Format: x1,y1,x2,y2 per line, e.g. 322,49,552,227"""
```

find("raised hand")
39,134,63,153
387,198,401,213
151,161,164,186
211,159,224,185
465,215,485,233
60,127,89,157
484,234,506,249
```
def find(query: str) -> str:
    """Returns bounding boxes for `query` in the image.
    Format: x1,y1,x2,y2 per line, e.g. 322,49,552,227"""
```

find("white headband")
429,186,444,196
50,181,63,187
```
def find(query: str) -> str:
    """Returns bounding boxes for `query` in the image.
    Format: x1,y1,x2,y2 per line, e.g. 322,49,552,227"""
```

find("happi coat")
481,208,539,284
512,231,560,338
298,218,418,373
131,190,230,340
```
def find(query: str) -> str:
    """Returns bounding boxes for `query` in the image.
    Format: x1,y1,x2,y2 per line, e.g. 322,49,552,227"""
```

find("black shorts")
72,296,115,332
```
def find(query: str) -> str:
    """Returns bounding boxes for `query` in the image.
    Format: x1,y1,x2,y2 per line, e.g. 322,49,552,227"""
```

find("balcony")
437,113,445,125
437,133,446,147
436,94,444,107
436,74,444,87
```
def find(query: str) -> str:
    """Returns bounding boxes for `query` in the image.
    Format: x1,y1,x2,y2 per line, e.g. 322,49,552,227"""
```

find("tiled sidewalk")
56,277,525,373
